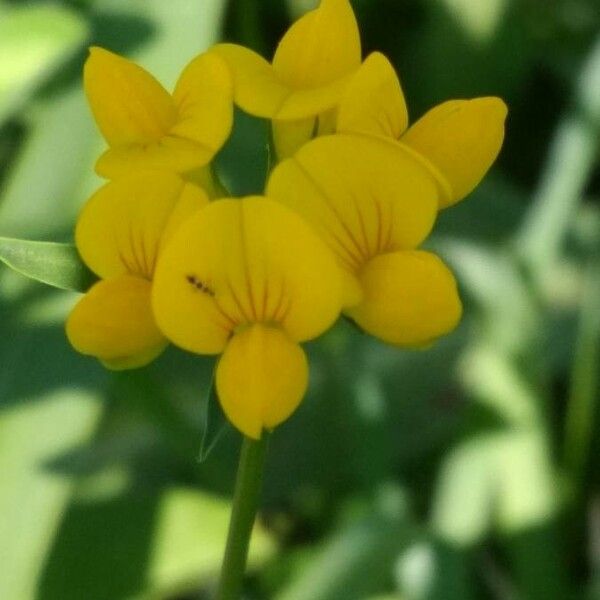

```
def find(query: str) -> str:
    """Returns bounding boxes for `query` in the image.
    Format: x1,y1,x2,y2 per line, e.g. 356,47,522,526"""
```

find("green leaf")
563,224,600,490
1,2,234,600
397,539,476,600
0,86,102,240
0,390,104,600
0,320,107,600
0,5,88,125
278,489,415,600
39,486,275,600
432,430,558,545
438,239,538,355
0,237,96,292
198,373,232,463
431,433,497,546
148,488,275,595
516,36,600,280
437,0,508,43
459,345,540,428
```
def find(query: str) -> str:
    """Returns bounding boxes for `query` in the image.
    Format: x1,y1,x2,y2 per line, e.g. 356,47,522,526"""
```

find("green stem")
234,0,267,55
216,433,269,600
516,35,600,281
563,244,600,496
185,164,229,199
209,162,230,198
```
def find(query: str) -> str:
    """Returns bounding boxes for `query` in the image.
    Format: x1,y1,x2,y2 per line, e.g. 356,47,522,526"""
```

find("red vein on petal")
373,193,384,255
295,161,367,266
239,203,258,321
352,193,371,259
226,278,251,323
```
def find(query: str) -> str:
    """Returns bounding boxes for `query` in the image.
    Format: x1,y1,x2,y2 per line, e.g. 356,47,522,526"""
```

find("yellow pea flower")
211,0,361,160
84,47,233,180
151,197,346,439
267,134,463,347
336,52,508,208
66,172,209,369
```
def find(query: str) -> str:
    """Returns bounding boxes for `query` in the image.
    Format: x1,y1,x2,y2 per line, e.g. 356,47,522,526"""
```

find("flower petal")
95,135,215,179
267,134,439,273
184,165,229,200
210,43,291,118
271,117,316,161
211,42,354,121
273,0,361,89
337,52,409,139
272,108,338,160
152,197,345,350
170,52,233,157
232,198,344,341
66,275,167,369
151,266,232,356
152,203,236,355
84,47,177,147
161,180,211,248
216,324,308,439
345,250,463,347
401,97,508,207
275,76,353,119
76,172,208,280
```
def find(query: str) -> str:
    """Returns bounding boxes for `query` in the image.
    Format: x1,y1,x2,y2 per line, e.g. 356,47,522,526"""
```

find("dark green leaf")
198,371,232,463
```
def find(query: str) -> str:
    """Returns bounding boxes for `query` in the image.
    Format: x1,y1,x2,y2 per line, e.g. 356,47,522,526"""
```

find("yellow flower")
84,47,233,180
267,134,463,347
152,197,346,439
66,172,209,369
211,0,361,160
336,52,508,208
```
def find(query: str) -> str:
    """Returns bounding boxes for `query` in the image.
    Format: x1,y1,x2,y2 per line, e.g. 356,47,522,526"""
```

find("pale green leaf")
517,37,600,280
0,5,88,125
439,0,509,43
278,490,414,600
0,389,104,600
147,488,275,597
0,237,96,292
432,430,559,546
495,430,558,533
459,345,540,428
431,434,497,546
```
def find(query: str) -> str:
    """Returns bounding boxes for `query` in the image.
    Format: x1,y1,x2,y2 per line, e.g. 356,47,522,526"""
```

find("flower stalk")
217,433,270,600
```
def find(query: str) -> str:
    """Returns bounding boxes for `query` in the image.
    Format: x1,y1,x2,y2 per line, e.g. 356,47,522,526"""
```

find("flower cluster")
66,0,507,439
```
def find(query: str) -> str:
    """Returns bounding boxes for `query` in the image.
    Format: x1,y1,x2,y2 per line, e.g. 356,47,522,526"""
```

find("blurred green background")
1,0,600,598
